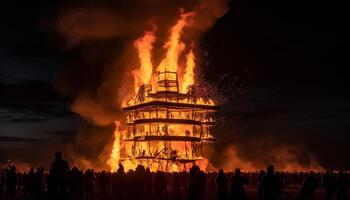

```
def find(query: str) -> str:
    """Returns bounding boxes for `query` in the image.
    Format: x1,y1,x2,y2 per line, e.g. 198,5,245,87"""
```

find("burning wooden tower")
105,9,222,172
121,71,219,171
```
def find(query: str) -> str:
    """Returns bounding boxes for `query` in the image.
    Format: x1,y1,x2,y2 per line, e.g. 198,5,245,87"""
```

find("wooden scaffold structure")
121,71,219,171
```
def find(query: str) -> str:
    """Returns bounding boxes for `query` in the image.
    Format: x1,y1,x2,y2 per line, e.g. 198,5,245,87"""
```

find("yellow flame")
132,28,157,93
181,50,195,92
107,121,122,171
157,11,196,73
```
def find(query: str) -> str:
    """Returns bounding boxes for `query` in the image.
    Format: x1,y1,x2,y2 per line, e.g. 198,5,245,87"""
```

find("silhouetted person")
145,168,153,200
336,171,349,200
133,165,146,200
180,171,189,200
125,170,135,200
323,171,336,200
173,172,181,200
112,164,125,200
27,168,36,199
34,167,44,199
84,169,94,200
261,165,280,200
69,167,83,200
0,170,4,200
117,163,124,175
230,168,248,200
155,170,167,200
199,169,207,200
216,169,228,200
48,151,69,199
300,171,317,200
187,165,201,200
258,170,266,200
97,171,109,200
5,166,17,200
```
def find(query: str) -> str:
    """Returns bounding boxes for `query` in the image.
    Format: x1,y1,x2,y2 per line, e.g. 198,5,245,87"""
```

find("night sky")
0,0,349,169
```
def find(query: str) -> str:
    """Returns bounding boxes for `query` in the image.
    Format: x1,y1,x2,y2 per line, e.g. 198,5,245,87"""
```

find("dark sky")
0,0,349,169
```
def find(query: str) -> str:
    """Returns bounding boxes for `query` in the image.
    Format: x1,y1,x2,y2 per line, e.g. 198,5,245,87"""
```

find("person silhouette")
187,165,201,200
117,163,125,175
112,164,125,200
133,165,146,200
69,167,83,200
84,169,94,200
230,168,248,200
48,151,69,199
145,168,153,200
299,171,317,200
5,166,17,200
261,165,280,200
336,171,349,200
97,171,109,200
27,168,35,198
323,171,336,200
216,169,228,200
0,170,4,200
173,172,181,200
35,167,45,198
200,169,207,200
155,170,167,200
258,170,266,200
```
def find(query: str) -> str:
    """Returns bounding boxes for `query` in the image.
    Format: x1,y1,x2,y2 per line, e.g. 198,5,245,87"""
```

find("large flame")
108,10,204,172
131,27,156,93
157,11,196,73
181,49,195,92
107,121,122,171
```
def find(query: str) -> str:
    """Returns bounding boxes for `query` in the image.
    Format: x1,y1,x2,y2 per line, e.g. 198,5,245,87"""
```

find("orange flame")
107,121,122,171
157,11,196,73
131,27,157,93
181,49,195,92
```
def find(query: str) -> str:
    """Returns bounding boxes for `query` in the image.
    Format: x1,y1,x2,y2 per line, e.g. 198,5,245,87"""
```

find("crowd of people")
0,152,349,200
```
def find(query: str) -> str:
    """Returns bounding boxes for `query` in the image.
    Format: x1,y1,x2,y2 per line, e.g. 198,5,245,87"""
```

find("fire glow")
107,10,219,172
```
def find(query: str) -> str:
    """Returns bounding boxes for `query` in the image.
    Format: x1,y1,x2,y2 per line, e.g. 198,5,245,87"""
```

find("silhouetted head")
235,168,241,176
267,165,274,175
118,163,124,169
10,166,16,172
38,167,44,172
260,170,266,176
72,167,78,172
136,165,145,173
55,151,62,161
217,169,225,179
194,165,200,172
190,164,200,174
